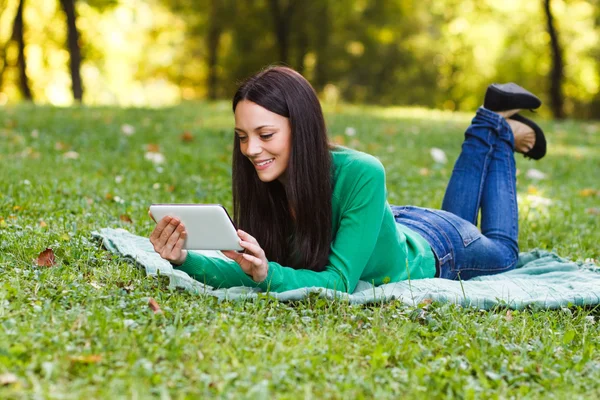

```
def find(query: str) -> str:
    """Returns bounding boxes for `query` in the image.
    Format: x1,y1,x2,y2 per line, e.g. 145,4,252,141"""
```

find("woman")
149,66,546,293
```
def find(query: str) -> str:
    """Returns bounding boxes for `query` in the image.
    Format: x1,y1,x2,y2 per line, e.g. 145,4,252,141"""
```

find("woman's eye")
238,136,248,142
260,134,274,140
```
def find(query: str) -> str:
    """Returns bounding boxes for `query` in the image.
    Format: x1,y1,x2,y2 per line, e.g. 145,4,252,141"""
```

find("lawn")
1,102,599,398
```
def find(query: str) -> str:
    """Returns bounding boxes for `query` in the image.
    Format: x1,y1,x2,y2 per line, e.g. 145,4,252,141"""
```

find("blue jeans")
392,107,519,280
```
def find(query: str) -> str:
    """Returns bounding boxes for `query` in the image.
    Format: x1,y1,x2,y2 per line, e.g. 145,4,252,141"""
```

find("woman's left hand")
222,230,269,283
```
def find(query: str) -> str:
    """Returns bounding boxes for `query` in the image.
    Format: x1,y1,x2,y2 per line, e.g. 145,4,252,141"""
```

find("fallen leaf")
167,185,176,192
39,220,47,228
181,131,194,142
148,298,163,314
119,214,133,223
146,143,160,152
579,188,598,197
105,193,113,201
13,205,21,211
37,248,56,267
422,298,433,305
0,372,17,385
505,310,513,321
69,355,102,364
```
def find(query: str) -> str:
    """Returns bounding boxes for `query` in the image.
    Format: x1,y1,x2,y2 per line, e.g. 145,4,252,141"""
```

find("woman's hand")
149,212,188,265
222,230,269,283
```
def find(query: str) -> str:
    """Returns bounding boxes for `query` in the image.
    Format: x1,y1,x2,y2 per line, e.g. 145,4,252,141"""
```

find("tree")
268,0,297,64
59,0,83,102
13,0,32,100
543,0,565,119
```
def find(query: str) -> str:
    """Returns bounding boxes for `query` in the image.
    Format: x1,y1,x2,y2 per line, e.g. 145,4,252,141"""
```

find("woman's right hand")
149,212,188,265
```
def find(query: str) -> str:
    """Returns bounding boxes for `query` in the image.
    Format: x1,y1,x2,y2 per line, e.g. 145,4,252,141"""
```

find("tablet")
149,204,243,251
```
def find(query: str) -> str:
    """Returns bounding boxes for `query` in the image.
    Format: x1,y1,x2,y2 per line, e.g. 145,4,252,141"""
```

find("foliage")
0,102,599,397
0,0,599,117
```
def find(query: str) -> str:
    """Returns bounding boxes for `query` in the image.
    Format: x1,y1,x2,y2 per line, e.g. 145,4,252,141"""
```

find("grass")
0,101,599,398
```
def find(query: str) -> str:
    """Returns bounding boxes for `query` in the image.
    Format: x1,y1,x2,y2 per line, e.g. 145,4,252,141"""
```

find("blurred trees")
0,0,599,119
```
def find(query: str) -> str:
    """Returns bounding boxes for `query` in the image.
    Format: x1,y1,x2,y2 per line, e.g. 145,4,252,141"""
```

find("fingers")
158,217,181,244
163,224,185,255
242,253,262,266
148,210,156,223
238,229,259,245
239,240,264,258
150,215,172,243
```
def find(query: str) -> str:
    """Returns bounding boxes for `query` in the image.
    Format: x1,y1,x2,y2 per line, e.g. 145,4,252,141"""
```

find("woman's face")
234,100,292,183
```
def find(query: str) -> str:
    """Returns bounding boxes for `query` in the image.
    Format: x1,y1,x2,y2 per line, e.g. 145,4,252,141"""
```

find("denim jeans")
392,107,519,280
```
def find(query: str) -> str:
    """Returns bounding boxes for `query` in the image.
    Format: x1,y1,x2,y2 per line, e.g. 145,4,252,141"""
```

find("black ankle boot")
484,83,542,112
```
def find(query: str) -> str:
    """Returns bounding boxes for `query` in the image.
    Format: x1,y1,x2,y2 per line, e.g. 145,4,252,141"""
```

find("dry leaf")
13,205,21,211
37,248,56,267
146,143,160,152
0,372,17,385
579,188,598,197
39,220,47,228
119,214,133,223
69,355,102,364
505,310,513,321
181,131,194,142
105,193,113,201
422,298,433,305
148,298,163,314
167,185,175,193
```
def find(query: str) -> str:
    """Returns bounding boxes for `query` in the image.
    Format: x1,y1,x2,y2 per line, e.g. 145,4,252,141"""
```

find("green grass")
1,102,599,398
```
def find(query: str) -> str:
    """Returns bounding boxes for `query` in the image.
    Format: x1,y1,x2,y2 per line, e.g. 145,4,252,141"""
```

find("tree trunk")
14,0,32,100
313,1,329,91
206,0,223,100
543,0,565,119
268,0,296,63
294,4,308,74
59,0,83,102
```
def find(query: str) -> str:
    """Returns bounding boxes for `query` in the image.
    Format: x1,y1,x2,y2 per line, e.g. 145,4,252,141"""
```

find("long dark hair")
232,66,332,271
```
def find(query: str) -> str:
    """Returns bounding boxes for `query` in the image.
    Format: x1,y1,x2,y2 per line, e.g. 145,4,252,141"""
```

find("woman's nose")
246,137,263,155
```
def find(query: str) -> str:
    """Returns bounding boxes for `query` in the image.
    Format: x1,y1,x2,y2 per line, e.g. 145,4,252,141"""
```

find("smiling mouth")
255,159,274,167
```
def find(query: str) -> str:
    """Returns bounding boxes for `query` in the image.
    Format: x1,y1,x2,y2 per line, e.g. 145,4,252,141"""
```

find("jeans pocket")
425,209,482,247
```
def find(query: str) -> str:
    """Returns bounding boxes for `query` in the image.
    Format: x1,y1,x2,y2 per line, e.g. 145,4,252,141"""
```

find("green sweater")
176,146,436,293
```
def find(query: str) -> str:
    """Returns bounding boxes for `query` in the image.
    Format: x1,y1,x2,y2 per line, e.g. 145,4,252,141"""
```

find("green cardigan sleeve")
175,157,387,294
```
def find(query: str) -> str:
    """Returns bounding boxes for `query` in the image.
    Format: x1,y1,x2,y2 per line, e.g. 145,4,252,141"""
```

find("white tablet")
149,204,243,251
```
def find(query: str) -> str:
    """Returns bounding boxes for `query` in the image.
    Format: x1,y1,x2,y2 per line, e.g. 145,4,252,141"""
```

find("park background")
1,0,600,118
1,0,600,398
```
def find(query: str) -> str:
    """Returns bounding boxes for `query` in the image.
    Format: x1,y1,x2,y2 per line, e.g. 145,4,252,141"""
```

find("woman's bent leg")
395,107,520,279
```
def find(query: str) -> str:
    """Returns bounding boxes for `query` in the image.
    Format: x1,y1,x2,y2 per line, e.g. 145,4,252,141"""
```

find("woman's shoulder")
330,145,385,176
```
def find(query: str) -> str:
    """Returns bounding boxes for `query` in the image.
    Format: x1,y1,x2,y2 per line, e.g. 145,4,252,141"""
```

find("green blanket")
92,228,600,310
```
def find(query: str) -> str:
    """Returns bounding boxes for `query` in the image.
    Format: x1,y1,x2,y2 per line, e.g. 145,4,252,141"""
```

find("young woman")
149,66,546,293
